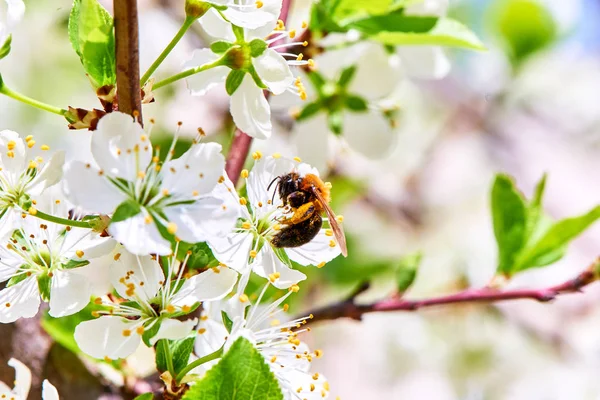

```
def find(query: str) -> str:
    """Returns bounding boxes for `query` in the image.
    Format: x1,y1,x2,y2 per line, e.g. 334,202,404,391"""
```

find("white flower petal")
173,266,237,306
91,112,152,181
405,0,448,16
150,318,197,345
63,161,128,214
348,43,403,100
0,130,26,179
163,196,237,244
48,270,92,318
69,257,114,297
60,228,115,260
161,142,224,196
108,211,172,256
230,74,272,139
194,317,228,372
42,380,59,400
183,49,229,96
198,8,235,41
397,46,451,80
27,151,65,196
286,229,341,266
254,248,306,289
110,252,163,302
292,113,330,173
222,7,274,30
74,317,141,359
0,276,40,323
343,110,397,159
244,0,282,39
8,358,31,399
253,48,293,95
6,0,26,27
279,368,330,400
207,233,254,273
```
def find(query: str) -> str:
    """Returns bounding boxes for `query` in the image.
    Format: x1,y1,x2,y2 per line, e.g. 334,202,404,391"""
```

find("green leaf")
63,259,91,269
0,35,12,60
372,18,486,51
330,0,393,24
185,242,219,270
327,112,343,135
37,273,52,302
133,394,154,400
349,14,438,35
156,337,195,375
111,200,141,223
295,101,323,122
345,95,368,111
68,0,117,88
226,70,246,95
7,271,29,287
221,310,233,333
491,174,527,275
395,252,421,293
182,337,283,400
142,319,162,347
337,65,357,88
524,173,547,241
514,206,600,272
210,40,233,54
490,0,556,64
249,39,268,57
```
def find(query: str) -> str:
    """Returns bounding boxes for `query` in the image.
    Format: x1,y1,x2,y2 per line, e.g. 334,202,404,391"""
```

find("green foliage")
492,174,600,276
185,242,220,270
63,259,91,269
225,70,246,95
372,18,486,50
489,0,557,65
68,0,117,88
182,338,283,400
37,273,52,302
395,252,421,293
111,200,142,223
210,41,233,54
0,35,12,60
133,394,154,400
249,39,268,57
156,337,195,376
350,13,438,35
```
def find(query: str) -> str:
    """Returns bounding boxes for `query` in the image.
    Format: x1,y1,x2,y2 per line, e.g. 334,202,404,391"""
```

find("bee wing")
310,186,348,257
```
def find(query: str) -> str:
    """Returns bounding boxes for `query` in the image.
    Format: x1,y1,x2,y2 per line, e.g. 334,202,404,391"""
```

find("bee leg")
278,202,317,225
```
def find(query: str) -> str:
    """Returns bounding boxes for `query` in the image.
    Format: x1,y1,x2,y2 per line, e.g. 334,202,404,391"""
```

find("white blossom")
207,154,341,290
0,0,25,47
0,188,114,322
0,130,64,238
63,112,236,255
0,358,59,400
74,248,238,360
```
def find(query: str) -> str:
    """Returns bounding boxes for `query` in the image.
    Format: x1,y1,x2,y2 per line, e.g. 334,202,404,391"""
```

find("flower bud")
185,0,211,19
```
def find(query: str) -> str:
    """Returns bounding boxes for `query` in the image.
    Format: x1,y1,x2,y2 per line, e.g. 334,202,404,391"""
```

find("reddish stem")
305,260,600,324
224,0,293,185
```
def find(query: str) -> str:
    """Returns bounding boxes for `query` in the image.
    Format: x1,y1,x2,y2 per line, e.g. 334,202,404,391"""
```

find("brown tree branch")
114,0,142,123
224,0,293,185
304,259,600,324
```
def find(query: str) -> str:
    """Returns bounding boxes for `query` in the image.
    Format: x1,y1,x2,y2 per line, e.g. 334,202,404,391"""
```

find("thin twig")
224,0,293,185
303,259,600,324
114,0,143,123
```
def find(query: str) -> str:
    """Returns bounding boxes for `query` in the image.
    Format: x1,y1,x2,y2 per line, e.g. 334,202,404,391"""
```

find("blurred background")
3,0,600,399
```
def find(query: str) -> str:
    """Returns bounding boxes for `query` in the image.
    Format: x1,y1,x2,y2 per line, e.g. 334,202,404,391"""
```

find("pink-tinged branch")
304,259,600,324
224,0,293,185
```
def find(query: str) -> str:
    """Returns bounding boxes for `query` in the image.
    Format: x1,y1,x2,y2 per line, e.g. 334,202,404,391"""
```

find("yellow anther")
140,134,148,142
315,349,323,358
317,261,326,268
241,222,252,230
28,206,37,216
137,171,146,179
255,0,263,7
25,135,33,141
114,253,121,261
162,189,169,196
239,197,248,205
198,328,207,334
41,145,50,151
271,152,281,159
308,59,315,68
6,140,16,150
252,151,263,160
268,272,280,282
241,169,249,178
122,329,132,337
289,29,296,39
192,190,199,196
270,356,277,363
152,156,160,163
302,21,308,29
275,19,285,31
303,41,308,46
218,175,225,183
312,373,320,380
324,181,332,189
300,90,307,101
249,250,257,258
104,356,112,363
76,250,85,258
136,326,145,334
239,294,249,303
270,319,280,326
310,384,316,392
28,161,37,169
289,284,300,293
336,215,344,223
6,151,14,158
144,215,153,224
167,222,178,234
166,304,176,313
273,223,281,231
182,305,191,312
329,240,336,248
27,140,35,148
293,156,302,162
283,304,289,312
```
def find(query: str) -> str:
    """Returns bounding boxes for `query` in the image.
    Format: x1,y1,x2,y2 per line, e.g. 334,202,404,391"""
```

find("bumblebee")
269,171,348,257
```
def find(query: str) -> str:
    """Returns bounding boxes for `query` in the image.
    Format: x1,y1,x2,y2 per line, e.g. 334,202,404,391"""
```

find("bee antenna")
267,176,280,191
